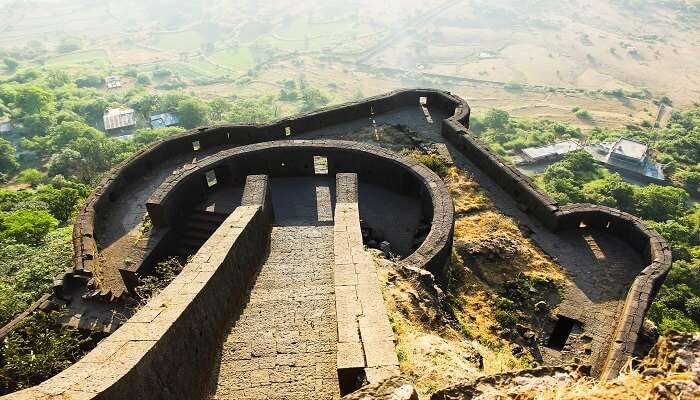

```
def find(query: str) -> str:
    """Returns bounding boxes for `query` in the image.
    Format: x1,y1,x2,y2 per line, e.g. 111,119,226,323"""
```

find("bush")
0,309,92,393
413,154,449,177
0,209,58,245
574,108,593,121
16,169,46,187
134,258,182,305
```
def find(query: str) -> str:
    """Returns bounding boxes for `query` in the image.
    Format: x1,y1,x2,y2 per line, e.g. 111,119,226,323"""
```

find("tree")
74,75,103,88
176,98,210,129
483,109,510,129
299,87,330,112
128,93,161,120
16,169,46,187
633,184,689,221
209,98,232,122
3,57,18,72
56,37,81,54
15,85,54,115
45,70,71,88
0,210,58,245
0,138,19,175
136,73,151,85
35,185,81,222
582,174,635,212
223,98,279,124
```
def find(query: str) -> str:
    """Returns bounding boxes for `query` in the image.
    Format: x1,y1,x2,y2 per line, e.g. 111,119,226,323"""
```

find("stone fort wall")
145,140,454,282
2,175,274,400
0,89,671,390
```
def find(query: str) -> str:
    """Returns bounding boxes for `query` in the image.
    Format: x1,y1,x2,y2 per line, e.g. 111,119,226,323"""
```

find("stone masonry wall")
2,176,274,400
439,108,672,379
145,140,455,286
333,173,400,385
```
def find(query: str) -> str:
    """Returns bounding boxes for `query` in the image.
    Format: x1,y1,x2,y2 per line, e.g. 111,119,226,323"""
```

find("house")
519,140,580,164
608,138,648,166
150,112,180,128
583,137,665,183
0,119,11,134
105,76,122,90
103,108,136,132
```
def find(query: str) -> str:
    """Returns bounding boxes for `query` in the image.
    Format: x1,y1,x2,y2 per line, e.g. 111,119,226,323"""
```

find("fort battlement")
0,89,671,399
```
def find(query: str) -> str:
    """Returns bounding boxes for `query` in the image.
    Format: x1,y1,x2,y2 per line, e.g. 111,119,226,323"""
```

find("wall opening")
285,126,292,136
192,140,201,151
337,368,366,396
314,156,328,175
205,170,218,188
547,315,579,350
419,96,433,123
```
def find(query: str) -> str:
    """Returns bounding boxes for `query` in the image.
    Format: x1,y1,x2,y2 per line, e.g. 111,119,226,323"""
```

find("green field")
45,49,109,68
148,30,208,52
259,18,379,51
209,48,256,71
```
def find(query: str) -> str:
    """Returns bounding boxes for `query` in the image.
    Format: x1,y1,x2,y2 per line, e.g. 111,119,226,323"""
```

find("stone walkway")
209,178,340,400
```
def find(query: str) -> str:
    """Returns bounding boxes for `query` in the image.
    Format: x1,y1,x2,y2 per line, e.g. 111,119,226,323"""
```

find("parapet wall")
146,140,455,282
3,176,274,400
333,173,400,386
439,109,672,378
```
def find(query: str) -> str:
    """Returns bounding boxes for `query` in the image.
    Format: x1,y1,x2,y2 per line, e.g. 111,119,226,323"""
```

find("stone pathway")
209,178,340,400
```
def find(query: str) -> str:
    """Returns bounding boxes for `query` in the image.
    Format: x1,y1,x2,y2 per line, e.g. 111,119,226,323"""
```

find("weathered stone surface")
340,376,417,400
334,173,400,385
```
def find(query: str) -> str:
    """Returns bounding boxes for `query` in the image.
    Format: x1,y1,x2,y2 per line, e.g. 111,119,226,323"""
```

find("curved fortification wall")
145,139,454,280
0,89,671,398
439,107,672,379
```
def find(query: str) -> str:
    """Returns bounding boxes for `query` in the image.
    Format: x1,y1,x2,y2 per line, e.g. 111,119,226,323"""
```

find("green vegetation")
412,153,449,177
471,109,583,156
541,151,700,333
210,48,256,71
0,309,92,393
587,106,700,196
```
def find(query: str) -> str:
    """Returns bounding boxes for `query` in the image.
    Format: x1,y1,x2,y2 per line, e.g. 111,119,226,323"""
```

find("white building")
519,140,580,164
105,76,122,90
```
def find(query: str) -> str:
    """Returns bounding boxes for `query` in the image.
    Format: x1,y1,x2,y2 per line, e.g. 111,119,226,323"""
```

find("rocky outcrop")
341,376,418,400
642,331,700,399
430,365,589,400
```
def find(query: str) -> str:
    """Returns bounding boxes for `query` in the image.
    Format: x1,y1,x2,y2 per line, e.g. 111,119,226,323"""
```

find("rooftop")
522,140,580,161
150,112,179,128
103,108,136,131
105,76,122,89
610,138,647,161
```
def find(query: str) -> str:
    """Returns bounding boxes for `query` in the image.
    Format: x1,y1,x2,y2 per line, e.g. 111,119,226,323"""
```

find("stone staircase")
175,210,228,256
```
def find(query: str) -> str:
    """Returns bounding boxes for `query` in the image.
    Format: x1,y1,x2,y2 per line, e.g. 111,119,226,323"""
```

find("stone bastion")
0,89,672,399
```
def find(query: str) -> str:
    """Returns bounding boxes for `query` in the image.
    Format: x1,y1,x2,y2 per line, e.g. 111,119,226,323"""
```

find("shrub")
0,209,58,245
0,309,92,393
413,154,449,177
16,168,46,187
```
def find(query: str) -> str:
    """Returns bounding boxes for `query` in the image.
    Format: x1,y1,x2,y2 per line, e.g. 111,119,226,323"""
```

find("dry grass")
444,167,492,215
453,211,564,283
516,366,694,400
